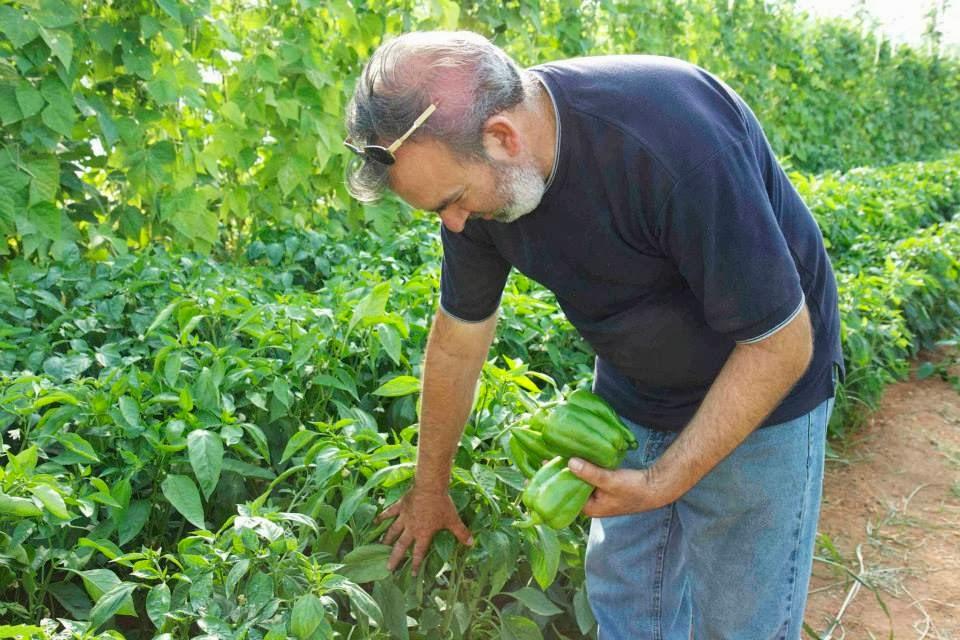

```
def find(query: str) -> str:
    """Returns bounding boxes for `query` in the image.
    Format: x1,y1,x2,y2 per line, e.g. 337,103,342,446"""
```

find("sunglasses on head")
344,103,437,166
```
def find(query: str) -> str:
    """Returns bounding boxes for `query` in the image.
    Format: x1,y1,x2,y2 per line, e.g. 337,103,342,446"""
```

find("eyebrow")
427,188,464,214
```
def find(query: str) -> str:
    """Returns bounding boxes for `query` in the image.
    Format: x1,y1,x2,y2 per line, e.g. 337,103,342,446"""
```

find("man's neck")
518,74,558,183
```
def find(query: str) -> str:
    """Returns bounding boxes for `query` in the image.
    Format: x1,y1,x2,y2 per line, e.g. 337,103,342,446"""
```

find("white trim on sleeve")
735,294,806,345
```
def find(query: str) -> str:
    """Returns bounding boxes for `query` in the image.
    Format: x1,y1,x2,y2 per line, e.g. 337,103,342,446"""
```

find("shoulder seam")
652,135,754,223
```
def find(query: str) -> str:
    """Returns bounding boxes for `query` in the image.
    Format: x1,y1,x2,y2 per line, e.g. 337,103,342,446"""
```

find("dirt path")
804,359,960,639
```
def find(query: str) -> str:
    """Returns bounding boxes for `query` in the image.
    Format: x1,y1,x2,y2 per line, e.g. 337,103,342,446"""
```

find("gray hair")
344,31,529,202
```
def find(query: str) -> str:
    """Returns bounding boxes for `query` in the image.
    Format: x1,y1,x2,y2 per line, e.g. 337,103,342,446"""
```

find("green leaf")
26,203,61,243
27,158,59,205
501,615,543,640
335,484,366,530
573,584,595,634
0,626,46,639
157,0,182,23
377,325,402,365
339,579,383,627
0,491,42,517
34,0,80,28
339,544,392,584
39,26,74,68
122,44,154,79
140,15,162,39
146,583,170,629
78,537,122,560
278,157,310,197
89,582,137,630
15,83,44,119
29,484,69,519
78,569,136,616
0,85,22,126
507,587,563,616
0,7,40,48
146,77,179,105
290,593,328,640
349,282,390,331
225,559,250,598
163,350,181,386
168,194,217,245
41,100,77,136
160,474,205,529
276,98,299,123
146,301,178,336
47,581,92,620
528,525,560,590
372,375,420,397
280,430,318,463
221,458,276,480
917,362,936,380
90,21,121,52
193,367,220,412
0,187,14,228
57,432,99,462
372,579,409,640
118,395,141,429
188,429,223,499
118,500,150,546
221,100,245,125
42,352,89,379
33,390,80,409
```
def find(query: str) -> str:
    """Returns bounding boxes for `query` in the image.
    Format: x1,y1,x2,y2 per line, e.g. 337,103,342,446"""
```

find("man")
343,30,843,639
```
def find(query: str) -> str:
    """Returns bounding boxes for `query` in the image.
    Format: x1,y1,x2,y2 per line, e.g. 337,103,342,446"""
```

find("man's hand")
567,457,680,518
376,485,474,576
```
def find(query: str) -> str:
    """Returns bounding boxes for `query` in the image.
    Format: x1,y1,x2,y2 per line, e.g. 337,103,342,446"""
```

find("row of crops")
1,151,959,637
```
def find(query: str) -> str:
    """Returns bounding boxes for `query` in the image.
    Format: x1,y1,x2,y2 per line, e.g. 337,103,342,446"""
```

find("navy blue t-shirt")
439,55,844,431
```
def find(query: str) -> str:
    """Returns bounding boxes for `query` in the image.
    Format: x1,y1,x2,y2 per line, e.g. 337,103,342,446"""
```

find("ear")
482,115,522,162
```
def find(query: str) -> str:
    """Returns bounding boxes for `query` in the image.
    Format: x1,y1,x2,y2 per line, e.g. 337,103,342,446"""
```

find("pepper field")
0,1,959,638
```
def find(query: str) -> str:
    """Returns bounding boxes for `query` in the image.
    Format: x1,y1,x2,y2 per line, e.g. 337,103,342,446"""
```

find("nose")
439,206,471,233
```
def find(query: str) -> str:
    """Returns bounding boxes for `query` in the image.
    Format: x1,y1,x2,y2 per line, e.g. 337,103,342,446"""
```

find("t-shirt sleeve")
439,221,511,322
654,138,805,343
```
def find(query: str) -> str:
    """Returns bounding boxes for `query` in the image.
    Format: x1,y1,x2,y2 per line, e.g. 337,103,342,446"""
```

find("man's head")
344,31,552,232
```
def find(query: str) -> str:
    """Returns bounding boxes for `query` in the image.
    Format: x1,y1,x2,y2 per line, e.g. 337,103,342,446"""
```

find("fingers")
411,538,430,576
567,457,615,488
382,515,405,546
375,499,402,524
449,518,474,548
387,533,413,572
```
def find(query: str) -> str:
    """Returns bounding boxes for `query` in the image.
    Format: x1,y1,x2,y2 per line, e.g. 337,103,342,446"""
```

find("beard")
487,160,546,223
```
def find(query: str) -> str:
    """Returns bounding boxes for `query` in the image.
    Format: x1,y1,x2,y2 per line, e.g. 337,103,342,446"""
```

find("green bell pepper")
508,433,538,479
512,426,554,465
568,389,638,449
541,403,632,469
521,456,594,529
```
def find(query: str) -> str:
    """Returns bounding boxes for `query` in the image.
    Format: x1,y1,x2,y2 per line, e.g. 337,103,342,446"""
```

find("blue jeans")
585,396,834,639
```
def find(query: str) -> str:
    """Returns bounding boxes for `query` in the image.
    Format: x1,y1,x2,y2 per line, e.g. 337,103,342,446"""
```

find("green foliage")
0,219,592,636
1,0,959,260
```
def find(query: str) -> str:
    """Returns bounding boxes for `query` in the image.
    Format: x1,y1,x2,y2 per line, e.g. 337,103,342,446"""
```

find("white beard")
490,161,546,223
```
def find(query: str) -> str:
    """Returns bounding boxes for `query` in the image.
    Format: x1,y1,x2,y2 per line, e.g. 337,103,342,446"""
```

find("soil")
804,356,960,639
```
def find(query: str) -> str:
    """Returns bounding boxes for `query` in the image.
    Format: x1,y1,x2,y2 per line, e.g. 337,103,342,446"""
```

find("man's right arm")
378,307,498,574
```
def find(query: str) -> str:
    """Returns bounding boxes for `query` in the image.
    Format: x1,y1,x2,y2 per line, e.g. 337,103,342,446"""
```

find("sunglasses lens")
365,147,395,165
343,140,395,165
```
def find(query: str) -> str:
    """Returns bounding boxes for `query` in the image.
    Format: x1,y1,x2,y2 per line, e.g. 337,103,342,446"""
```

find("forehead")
388,139,469,210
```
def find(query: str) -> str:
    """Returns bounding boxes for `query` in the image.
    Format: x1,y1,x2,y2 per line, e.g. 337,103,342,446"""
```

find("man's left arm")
570,303,813,517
